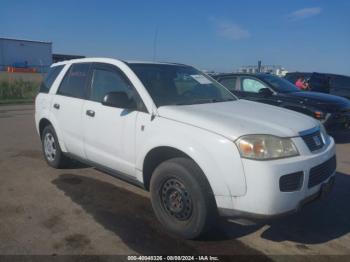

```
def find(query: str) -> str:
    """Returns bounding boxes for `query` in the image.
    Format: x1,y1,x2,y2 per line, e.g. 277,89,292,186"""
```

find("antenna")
153,26,159,62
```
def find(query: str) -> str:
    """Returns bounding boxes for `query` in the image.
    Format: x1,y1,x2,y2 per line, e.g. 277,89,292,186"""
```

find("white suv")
35,58,336,239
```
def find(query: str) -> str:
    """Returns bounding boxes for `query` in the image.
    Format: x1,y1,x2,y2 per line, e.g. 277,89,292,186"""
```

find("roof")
286,72,350,78
53,53,85,58
52,57,188,67
125,60,186,66
0,37,51,44
212,72,271,78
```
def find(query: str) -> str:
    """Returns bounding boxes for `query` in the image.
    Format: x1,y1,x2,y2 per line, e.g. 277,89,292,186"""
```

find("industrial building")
0,37,85,73
0,37,52,73
52,53,85,63
238,63,288,77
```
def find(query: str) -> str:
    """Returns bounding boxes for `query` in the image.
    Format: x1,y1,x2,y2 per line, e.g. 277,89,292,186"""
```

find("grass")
0,80,40,104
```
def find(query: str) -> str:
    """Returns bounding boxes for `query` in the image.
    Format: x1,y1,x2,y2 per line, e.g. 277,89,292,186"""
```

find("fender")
35,93,68,153
47,104,68,152
135,116,247,197
36,110,68,153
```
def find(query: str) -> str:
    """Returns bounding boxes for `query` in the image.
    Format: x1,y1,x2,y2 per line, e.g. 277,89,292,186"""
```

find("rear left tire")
41,125,70,168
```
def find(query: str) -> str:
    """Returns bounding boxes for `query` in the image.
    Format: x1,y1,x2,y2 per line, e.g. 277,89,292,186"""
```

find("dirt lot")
0,104,350,260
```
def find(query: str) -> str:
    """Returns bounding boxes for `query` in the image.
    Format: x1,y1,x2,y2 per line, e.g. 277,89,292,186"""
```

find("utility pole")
153,26,159,62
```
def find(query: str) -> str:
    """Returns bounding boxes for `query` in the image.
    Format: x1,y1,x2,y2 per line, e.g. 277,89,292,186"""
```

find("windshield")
260,75,300,93
128,63,236,107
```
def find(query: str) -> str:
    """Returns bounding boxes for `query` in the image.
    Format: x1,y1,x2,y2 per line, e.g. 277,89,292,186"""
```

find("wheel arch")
137,133,240,199
142,146,194,191
38,117,68,152
39,118,52,139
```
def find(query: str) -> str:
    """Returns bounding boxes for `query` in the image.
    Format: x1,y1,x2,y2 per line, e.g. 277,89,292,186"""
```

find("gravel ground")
0,104,349,261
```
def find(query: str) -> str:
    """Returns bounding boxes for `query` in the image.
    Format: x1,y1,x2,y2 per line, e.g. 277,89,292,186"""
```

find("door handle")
53,103,60,110
86,110,95,117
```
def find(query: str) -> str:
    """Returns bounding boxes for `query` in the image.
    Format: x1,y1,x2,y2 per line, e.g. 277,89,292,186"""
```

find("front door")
82,63,139,176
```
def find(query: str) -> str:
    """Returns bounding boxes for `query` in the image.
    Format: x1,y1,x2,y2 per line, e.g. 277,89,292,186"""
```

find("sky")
1,0,349,75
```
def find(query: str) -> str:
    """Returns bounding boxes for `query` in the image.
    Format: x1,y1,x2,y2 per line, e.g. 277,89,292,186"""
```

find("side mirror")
102,91,137,109
259,88,273,96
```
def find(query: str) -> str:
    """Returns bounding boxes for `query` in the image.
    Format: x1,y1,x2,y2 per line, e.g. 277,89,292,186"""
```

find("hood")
289,91,350,108
157,100,319,141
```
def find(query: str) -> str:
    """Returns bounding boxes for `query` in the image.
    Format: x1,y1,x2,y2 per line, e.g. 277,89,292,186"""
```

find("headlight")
235,135,299,160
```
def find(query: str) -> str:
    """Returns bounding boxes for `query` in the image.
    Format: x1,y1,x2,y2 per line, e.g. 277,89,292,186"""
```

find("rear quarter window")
39,65,64,93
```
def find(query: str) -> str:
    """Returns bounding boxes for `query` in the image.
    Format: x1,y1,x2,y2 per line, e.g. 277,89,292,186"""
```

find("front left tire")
150,157,218,239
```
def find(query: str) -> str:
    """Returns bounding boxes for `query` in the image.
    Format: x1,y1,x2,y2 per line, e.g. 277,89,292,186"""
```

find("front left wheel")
150,157,218,239
41,125,70,168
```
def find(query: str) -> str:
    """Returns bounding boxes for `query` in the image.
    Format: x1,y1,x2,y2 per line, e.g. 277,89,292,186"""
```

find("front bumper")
219,175,335,225
219,136,336,220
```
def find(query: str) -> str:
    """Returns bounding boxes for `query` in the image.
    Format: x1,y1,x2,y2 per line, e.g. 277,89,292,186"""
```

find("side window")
57,63,91,99
219,77,237,91
241,78,267,93
90,67,133,102
39,65,64,93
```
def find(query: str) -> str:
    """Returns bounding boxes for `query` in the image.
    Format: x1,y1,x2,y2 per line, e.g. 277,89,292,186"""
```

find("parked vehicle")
285,72,350,100
213,73,350,130
36,58,336,239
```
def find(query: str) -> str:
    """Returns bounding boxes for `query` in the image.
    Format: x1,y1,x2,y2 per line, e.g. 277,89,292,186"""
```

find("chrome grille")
301,130,324,152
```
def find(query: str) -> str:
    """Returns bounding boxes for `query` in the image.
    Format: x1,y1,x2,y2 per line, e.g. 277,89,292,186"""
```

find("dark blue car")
213,73,350,130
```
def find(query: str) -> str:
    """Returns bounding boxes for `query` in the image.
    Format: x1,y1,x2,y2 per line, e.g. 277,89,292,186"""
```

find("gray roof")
0,37,52,44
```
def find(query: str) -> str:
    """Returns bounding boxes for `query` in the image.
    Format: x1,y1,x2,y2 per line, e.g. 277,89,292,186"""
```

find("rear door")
82,63,142,176
51,62,91,158
36,65,65,114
